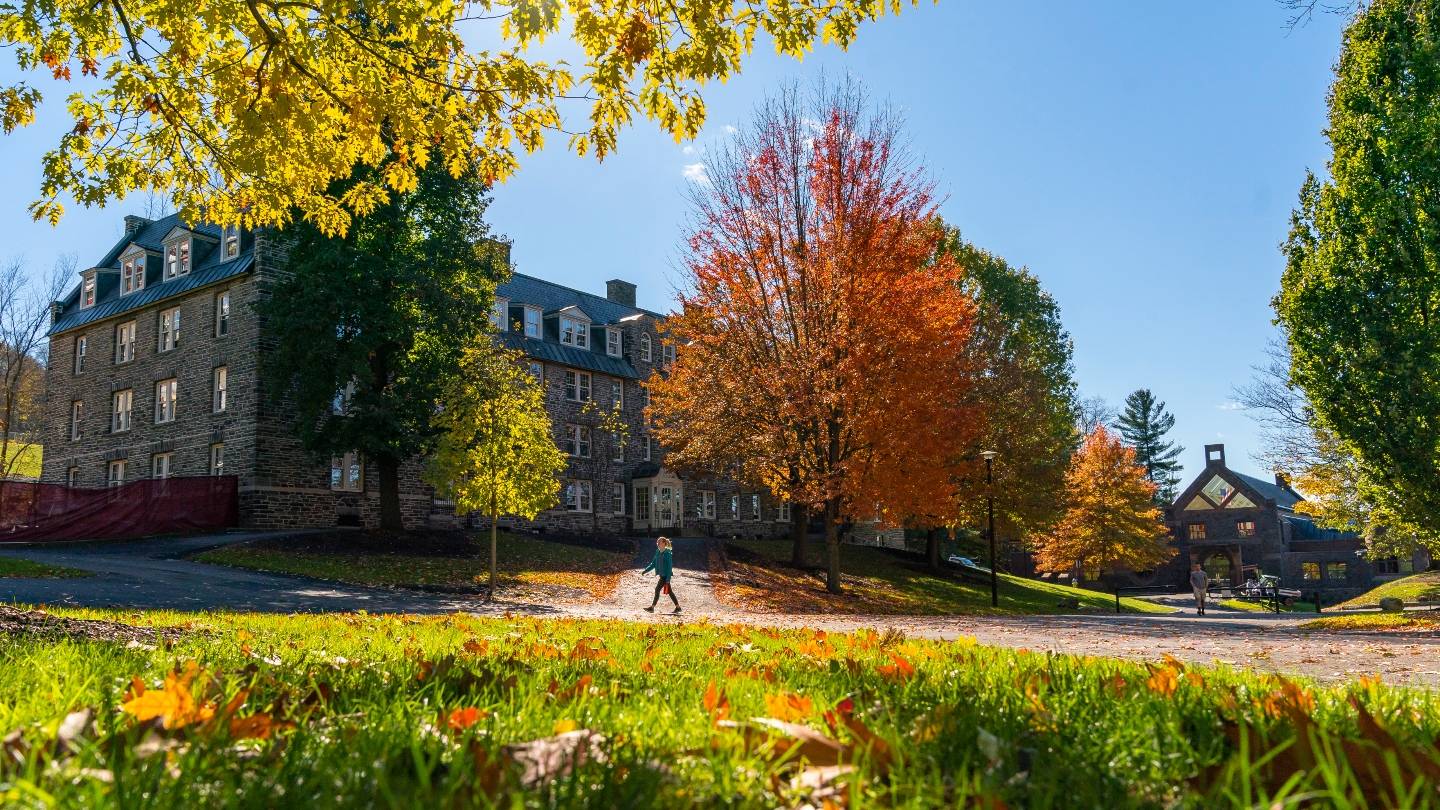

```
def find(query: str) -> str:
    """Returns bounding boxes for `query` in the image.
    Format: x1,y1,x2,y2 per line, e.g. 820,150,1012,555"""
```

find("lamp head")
980,450,998,462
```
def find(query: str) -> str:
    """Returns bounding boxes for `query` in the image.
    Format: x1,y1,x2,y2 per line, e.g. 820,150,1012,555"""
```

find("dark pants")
651,577,679,608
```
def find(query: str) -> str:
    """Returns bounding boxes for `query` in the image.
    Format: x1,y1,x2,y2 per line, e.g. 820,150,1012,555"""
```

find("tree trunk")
377,455,404,531
488,496,498,603
926,526,943,572
824,497,842,594
789,503,809,567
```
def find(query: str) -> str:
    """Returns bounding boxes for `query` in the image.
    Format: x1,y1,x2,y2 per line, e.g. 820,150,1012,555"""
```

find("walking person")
1190,562,1210,616
643,536,681,614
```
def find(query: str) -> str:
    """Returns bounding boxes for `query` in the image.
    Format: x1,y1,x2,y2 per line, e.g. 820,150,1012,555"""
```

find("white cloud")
682,162,710,185
723,124,738,134
1217,401,1243,411
682,145,697,156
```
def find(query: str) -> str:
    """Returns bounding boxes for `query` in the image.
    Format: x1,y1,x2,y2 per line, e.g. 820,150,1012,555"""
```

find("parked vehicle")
947,555,992,574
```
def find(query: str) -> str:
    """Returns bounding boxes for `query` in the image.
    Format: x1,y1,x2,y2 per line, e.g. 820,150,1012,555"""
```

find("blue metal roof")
50,255,253,336
1283,514,1361,542
501,332,639,379
1233,471,1303,510
496,272,663,324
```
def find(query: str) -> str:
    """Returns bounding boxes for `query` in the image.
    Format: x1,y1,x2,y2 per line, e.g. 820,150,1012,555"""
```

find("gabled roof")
496,272,663,324
1232,471,1302,510
49,214,243,336
500,332,639,379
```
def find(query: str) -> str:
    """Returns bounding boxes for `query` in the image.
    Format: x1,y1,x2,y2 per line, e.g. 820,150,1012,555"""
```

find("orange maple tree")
1033,426,1174,577
649,80,981,593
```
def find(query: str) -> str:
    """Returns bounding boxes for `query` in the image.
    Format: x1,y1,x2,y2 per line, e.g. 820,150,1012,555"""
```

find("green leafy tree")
1114,389,1183,504
1,0,918,234
428,347,565,600
259,160,508,530
941,228,1079,568
1275,0,1440,535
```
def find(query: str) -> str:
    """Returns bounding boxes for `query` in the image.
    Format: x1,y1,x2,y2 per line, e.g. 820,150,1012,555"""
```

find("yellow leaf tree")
427,346,565,601
1034,426,1174,578
1,0,919,233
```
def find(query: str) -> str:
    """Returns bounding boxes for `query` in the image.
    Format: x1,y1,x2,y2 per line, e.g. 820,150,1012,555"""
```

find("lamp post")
981,450,998,608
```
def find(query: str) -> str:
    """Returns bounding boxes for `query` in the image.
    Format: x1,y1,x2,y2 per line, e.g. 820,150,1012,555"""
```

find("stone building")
1159,444,1429,597
40,212,789,538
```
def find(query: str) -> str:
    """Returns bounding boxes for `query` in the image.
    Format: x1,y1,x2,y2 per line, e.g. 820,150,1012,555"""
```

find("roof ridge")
508,271,665,319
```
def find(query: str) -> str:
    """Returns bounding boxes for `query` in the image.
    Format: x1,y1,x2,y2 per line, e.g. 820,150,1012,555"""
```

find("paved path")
3,533,1438,685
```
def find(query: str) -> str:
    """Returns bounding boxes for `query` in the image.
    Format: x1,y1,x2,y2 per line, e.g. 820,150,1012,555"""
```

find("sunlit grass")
1335,571,1440,610
1303,613,1440,632
0,555,88,579
0,606,1436,808
717,539,1172,615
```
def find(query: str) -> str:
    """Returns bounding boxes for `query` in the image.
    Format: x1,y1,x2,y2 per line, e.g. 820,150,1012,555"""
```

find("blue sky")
0,1,1347,485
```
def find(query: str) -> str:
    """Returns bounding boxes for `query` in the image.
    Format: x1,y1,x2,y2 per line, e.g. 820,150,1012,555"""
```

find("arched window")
640,333,652,362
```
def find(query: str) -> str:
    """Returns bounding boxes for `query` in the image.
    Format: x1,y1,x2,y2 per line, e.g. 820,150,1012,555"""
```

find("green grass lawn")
1334,570,1440,610
717,539,1171,615
0,555,88,579
0,606,1436,808
1303,613,1440,632
1215,598,1317,614
194,532,632,598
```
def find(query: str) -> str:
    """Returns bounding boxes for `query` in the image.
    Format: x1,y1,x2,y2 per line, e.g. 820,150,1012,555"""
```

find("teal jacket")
642,548,674,579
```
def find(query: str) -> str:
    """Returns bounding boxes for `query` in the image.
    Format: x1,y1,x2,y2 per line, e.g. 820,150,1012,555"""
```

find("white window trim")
643,434,652,461
210,442,225,476
492,297,509,332
215,291,231,337
80,273,97,309
565,479,593,512
107,459,126,488
222,225,241,260
560,316,590,348
611,379,623,410
73,336,86,374
120,249,147,296
701,490,716,520
66,467,79,487
565,424,591,458
523,306,542,339
69,400,83,441
151,452,173,480
564,370,591,402
158,307,181,352
613,482,626,515
213,366,228,413
606,328,622,358
640,333,651,362
163,237,191,280
111,390,133,433
155,378,178,424
115,321,136,364
749,494,761,521
331,451,363,492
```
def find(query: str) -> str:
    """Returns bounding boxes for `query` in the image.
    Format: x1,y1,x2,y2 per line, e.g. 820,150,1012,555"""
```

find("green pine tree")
1114,389,1184,504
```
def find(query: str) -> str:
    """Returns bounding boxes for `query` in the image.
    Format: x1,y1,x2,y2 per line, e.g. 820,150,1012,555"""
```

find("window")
749,494,761,521
560,317,589,348
80,274,96,308
528,362,544,383
155,378,178,423
611,380,623,409
222,225,240,259
332,381,356,415
1187,523,1207,541
643,386,650,409
612,432,624,463
111,390,133,433
730,494,740,520
330,452,363,491
107,459,126,488
640,333,652,362
121,253,145,295
115,321,136,363
565,424,591,458
1376,557,1415,575
1236,519,1256,538
663,343,676,368
635,487,650,521
606,328,622,357
491,298,508,331
613,483,626,515
69,401,83,441
73,336,86,374
65,467,78,487
151,452,173,479
699,490,716,520
210,443,225,476
1325,562,1348,581
565,480,593,512
778,501,792,523
1302,562,1321,581
643,434,652,461
524,307,541,338
215,292,230,337
564,370,591,402
212,367,228,412
158,307,181,352
165,239,190,279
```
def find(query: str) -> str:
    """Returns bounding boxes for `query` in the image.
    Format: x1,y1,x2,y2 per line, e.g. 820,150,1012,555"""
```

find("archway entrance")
1203,552,1233,586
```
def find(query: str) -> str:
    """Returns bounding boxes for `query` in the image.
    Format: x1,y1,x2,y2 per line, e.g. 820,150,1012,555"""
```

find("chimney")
123,215,149,236
1275,471,1291,490
1204,444,1226,468
50,301,63,324
606,279,637,308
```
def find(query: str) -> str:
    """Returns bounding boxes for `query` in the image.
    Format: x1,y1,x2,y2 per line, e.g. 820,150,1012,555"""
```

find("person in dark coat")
642,536,680,614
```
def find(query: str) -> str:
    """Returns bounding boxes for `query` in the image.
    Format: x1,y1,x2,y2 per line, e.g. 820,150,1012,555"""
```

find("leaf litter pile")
2,608,1440,808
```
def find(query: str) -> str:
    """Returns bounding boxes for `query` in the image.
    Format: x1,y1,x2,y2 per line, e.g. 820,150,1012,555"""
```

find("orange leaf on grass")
764,693,814,723
448,707,491,731
876,654,915,681
122,662,216,730
703,680,731,725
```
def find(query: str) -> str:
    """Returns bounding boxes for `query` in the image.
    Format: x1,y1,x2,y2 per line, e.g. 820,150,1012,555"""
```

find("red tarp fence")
0,476,239,543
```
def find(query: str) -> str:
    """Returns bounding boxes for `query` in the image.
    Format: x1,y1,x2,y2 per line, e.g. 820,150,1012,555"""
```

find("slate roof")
496,272,663,324
1232,471,1303,510
500,332,639,380
1283,514,1362,542
49,213,245,336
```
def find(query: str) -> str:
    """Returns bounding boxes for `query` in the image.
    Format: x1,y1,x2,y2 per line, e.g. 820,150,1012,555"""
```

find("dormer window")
491,297,509,332
523,307,541,338
164,238,191,279
80,273,97,309
120,252,146,296
560,316,588,348
222,225,241,260
606,328,622,358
